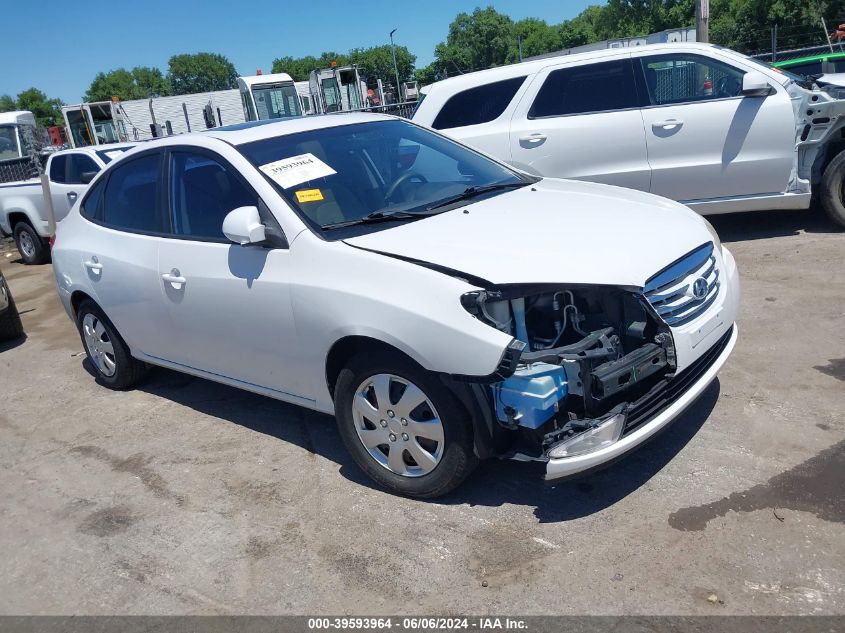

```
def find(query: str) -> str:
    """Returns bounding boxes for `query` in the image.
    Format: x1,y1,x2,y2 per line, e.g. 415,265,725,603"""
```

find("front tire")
334,351,477,498
76,300,147,389
820,150,845,229
13,222,49,264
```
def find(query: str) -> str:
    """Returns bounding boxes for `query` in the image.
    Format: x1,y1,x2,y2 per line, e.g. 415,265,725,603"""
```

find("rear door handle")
84,256,102,272
162,268,187,289
652,119,684,130
519,133,547,146
67,192,78,204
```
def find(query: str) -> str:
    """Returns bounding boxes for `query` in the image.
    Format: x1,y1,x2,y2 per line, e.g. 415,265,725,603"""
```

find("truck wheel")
820,151,845,229
76,300,147,389
13,222,49,264
334,351,477,498
0,276,24,341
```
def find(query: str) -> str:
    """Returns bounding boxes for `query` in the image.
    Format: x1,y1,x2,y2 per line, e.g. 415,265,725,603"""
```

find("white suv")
413,42,845,227
52,114,739,497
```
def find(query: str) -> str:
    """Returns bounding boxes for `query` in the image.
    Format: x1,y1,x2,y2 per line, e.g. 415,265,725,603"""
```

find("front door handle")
162,268,187,289
67,192,78,204
84,256,102,273
652,119,684,130
518,133,547,147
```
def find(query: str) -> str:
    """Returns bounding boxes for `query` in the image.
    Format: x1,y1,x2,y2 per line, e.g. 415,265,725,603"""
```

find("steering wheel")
384,171,428,201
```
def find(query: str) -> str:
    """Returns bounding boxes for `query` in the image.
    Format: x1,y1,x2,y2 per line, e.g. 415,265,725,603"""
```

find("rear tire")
13,222,49,264
820,150,845,229
75,300,147,389
334,350,477,498
0,276,24,341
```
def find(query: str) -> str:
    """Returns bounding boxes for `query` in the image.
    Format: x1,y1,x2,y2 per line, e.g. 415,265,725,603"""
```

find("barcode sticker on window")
259,153,336,189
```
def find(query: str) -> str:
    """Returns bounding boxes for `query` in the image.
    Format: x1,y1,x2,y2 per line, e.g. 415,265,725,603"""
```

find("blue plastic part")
493,363,568,429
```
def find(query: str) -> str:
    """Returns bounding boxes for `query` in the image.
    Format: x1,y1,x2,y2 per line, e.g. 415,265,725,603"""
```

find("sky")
1,0,594,104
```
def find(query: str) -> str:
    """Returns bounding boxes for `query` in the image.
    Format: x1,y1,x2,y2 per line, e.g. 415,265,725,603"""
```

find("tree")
84,66,170,102
0,94,16,112
349,45,415,83
167,53,238,95
442,7,515,71
14,88,64,127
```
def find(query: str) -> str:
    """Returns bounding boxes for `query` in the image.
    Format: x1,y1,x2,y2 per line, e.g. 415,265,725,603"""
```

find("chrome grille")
643,242,720,326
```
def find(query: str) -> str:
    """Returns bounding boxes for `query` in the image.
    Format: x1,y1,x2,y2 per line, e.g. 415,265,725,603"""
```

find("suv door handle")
162,269,187,289
84,256,102,272
67,192,78,204
652,119,684,130
519,133,547,146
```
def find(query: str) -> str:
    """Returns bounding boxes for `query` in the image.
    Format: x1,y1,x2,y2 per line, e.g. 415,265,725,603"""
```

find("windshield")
742,54,807,84
238,119,528,237
251,84,302,119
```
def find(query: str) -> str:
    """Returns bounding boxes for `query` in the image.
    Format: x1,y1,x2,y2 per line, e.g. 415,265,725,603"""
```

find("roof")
0,111,36,126
203,112,395,145
424,42,723,93
237,72,295,88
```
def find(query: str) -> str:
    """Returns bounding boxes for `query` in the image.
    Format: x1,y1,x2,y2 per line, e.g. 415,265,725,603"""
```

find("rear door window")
102,153,164,233
168,151,257,241
529,59,640,118
432,77,526,129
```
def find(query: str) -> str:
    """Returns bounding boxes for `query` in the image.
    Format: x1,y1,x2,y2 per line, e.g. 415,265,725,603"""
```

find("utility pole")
389,28,402,103
695,0,709,43
518,35,523,62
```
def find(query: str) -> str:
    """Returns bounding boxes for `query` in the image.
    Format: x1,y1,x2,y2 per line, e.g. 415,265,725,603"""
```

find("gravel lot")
0,210,843,615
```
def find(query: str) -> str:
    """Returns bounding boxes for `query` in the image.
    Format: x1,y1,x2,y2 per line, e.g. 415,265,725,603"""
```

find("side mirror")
80,171,97,184
223,206,266,245
741,72,772,97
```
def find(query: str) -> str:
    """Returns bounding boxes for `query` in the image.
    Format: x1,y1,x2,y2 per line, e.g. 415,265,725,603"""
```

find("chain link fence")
0,125,47,185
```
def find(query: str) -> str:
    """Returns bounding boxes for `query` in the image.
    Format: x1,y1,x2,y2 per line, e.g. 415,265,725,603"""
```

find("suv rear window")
432,77,526,130
529,59,640,118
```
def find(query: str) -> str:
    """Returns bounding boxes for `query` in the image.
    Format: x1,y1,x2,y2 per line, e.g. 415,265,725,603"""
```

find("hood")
344,178,713,287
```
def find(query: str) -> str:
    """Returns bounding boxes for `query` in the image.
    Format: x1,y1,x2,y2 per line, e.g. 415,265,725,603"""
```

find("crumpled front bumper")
545,324,737,481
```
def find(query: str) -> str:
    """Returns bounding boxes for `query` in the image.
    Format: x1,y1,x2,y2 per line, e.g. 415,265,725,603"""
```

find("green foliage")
9,88,64,127
84,66,170,102
167,52,239,95
0,94,16,112
418,0,836,83
271,45,415,85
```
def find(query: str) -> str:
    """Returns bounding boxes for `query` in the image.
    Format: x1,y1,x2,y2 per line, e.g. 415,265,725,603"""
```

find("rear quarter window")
80,178,105,221
432,76,526,130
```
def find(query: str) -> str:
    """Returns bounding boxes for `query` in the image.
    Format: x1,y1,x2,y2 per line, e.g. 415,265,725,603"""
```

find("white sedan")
51,113,739,497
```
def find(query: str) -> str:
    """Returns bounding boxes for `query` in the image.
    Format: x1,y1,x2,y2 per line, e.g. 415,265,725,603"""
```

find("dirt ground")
0,209,842,615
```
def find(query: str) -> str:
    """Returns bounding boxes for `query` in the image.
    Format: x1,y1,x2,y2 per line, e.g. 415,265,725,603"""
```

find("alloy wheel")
18,231,35,259
351,373,445,477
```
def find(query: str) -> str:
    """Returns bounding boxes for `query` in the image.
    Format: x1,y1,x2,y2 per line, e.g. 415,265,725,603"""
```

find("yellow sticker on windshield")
295,189,324,203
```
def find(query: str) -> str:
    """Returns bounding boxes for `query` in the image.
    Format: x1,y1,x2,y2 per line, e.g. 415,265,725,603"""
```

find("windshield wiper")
425,182,528,211
321,209,428,231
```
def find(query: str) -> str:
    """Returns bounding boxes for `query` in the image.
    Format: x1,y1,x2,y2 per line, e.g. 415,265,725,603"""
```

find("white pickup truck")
413,42,845,227
0,143,133,263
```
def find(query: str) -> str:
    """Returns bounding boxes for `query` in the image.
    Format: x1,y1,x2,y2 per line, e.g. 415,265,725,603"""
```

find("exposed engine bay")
461,285,677,460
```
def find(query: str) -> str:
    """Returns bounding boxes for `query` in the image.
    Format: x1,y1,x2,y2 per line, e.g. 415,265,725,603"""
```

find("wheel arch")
324,334,499,460
70,289,97,317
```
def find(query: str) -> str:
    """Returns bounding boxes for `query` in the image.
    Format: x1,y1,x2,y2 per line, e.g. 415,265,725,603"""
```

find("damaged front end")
461,284,678,465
